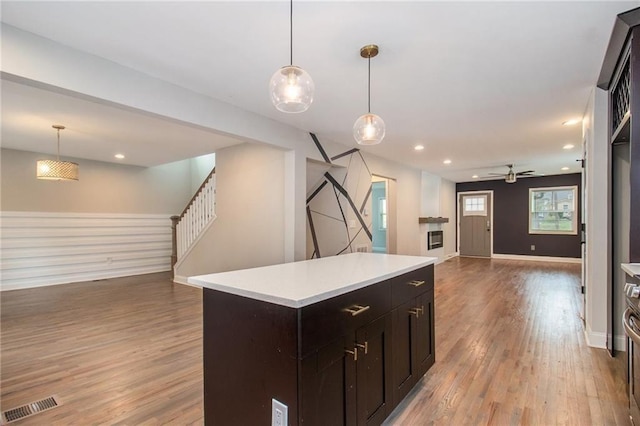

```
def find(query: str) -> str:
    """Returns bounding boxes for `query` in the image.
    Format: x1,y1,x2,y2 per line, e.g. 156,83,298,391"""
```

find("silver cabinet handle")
356,341,368,354
343,305,370,316
408,308,421,318
345,348,358,361
408,280,425,287
624,308,640,345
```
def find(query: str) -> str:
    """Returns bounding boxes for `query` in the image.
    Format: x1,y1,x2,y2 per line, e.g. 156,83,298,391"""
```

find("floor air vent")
1,396,61,424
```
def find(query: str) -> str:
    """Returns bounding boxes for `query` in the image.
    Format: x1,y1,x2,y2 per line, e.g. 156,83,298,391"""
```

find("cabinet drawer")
300,280,391,357
391,265,434,307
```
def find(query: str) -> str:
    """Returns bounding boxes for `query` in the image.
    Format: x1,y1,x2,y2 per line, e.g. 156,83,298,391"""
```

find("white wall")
583,87,612,348
189,153,216,194
174,143,285,279
419,171,457,262
1,148,192,214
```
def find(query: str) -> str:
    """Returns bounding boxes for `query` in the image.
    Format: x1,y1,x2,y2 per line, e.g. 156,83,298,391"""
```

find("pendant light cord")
56,128,61,161
289,0,293,65
368,55,371,113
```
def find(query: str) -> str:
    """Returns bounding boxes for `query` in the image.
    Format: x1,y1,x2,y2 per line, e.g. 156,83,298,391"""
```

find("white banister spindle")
175,171,216,260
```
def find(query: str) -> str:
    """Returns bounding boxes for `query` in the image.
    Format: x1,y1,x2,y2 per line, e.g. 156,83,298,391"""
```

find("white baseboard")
584,329,607,348
173,274,202,288
492,253,582,264
437,252,459,264
584,329,626,352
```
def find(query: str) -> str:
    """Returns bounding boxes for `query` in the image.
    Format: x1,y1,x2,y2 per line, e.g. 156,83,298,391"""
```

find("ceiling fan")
488,164,535,183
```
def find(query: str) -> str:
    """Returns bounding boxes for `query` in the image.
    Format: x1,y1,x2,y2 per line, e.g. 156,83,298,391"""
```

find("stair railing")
171,167,216,266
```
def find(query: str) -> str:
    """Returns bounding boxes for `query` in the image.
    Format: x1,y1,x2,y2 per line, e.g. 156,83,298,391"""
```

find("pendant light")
269,0,314,113
36,125,79,181
354,44,385,145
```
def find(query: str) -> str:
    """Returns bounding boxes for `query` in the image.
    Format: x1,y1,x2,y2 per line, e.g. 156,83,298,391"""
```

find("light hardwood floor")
0,257,629,425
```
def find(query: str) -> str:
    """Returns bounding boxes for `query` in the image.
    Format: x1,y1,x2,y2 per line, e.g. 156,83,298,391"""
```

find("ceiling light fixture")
269,0,314,113
561,166,570,171
472,175,479,179
36,125,79,181
115,154,125,159
354,44,385,145
563,144,575,150
414,145,424,151
443,159,452,165
562,119,581,126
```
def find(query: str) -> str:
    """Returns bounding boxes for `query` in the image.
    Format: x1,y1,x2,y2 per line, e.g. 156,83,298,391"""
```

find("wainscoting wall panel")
0,211,172,290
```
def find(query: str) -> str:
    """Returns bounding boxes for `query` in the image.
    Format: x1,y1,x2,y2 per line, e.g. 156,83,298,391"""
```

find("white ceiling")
1,1,636,180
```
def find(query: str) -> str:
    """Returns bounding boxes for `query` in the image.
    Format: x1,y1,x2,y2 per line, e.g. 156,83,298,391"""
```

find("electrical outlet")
530,245,535,251
272,399,287,426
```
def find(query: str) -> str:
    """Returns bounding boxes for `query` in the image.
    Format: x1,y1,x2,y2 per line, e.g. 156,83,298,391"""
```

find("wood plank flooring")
0,257,629,425
385,257,628,425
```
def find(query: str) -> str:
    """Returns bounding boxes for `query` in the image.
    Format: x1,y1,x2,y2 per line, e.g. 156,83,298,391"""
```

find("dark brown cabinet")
390,266,435,405
300,313,393,426
203,263,435,425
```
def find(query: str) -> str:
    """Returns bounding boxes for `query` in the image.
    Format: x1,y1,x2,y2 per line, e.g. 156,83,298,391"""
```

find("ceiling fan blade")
487,173,507,176
516,170,535,175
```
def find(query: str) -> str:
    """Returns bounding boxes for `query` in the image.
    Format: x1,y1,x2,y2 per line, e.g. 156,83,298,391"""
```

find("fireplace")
427,230,443,250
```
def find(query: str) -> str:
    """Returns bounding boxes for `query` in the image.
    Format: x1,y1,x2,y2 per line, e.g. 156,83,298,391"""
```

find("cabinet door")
415,290,435,376
355,314,392,426
300,335,357,426
391,300,418,406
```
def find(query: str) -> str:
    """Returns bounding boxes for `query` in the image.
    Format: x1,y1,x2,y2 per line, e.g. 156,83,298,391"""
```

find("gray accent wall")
457,173,582,258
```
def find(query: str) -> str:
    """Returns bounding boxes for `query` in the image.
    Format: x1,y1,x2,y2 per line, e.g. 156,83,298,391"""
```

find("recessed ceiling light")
414,145,424,151
562,119,581,126
563,144,575,150
443,159,452,165
114,154,125,159
472,175,479,179
561,166,569,171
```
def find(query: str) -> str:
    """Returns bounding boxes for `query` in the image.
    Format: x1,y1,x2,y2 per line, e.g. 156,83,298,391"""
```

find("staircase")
171,168,216,267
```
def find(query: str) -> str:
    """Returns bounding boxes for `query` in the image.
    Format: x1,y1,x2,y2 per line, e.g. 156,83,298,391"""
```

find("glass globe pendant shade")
353,113,385,145
270,65,314,113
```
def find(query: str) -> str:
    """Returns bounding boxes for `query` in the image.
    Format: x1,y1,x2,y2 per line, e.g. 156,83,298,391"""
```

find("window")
379,197,387,230
529,186,578,235
463,195,487,216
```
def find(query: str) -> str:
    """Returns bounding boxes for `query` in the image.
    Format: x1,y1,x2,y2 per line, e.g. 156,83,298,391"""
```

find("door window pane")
463,195,487,216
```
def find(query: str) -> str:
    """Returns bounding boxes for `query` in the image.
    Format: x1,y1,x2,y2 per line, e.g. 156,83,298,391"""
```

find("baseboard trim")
584,329,626,352
438,253,459,264
492,253,582,264
173,274,201,288
585,330,607,348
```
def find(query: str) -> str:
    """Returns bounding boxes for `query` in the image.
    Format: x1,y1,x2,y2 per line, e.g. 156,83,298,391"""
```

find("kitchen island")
189,253,437,425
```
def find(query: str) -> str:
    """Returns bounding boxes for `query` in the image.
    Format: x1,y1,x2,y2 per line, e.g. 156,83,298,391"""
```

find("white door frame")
457,190,495,257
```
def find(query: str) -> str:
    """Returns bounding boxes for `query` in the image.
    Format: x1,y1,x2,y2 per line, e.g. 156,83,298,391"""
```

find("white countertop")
188,253,437,308
622,263,640,277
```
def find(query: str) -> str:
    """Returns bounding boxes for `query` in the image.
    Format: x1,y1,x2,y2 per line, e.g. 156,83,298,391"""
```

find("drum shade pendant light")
269,0,314,113
354,44,385,145
36,125,79,181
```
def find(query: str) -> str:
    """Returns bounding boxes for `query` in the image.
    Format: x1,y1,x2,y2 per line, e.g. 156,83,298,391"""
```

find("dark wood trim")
630,27,640,262
170,215,179,267
598,7,640,90
418,217,449,224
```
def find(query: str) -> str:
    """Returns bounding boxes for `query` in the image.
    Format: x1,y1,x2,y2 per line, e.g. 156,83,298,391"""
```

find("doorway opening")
371,175,397,254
